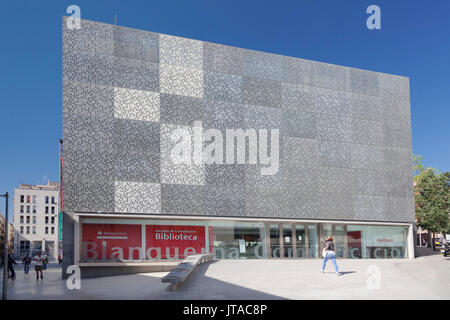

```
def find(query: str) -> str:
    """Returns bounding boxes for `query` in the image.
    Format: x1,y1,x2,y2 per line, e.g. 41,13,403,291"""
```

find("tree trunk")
432,232,436,250
428,231,432,249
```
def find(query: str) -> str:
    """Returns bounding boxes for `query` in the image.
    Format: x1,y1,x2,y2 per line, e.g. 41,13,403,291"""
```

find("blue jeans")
322,252,339,272
24,264,30,274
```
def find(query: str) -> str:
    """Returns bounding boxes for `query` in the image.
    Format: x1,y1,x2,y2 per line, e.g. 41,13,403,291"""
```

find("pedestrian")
58,253,62,266
22,253,32,274
7,252,17,279
43,253,48,270
34,251,45,280
321,236,340,276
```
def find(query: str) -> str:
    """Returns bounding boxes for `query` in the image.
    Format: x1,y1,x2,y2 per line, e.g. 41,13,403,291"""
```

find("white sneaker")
336,272,340,276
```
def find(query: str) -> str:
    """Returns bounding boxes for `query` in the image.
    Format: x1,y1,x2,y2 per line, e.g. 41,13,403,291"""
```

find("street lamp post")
1,192,9,300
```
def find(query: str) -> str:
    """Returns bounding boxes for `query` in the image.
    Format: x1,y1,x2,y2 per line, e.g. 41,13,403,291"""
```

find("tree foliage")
414,168,450,235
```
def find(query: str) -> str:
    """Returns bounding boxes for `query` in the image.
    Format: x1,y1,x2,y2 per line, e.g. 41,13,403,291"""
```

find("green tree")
415,169,450,249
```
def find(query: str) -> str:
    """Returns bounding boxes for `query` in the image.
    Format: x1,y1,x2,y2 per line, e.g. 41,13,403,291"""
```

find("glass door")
335,225,346,258
283,224,294,258
295,224,306,258
269,224,281,258
307,224,318,258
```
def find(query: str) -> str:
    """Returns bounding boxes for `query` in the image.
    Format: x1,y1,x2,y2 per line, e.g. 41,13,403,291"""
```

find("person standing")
34,251,45,280
321,236,340,276
7,252,17,279
22,253,32,274
58,253,62,266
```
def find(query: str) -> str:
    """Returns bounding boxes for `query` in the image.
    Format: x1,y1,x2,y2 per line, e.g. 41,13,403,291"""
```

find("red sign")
146,225,205,259
82,224,142,260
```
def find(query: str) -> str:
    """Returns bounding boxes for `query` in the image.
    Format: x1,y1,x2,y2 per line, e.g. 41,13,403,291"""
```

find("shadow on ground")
158,261,285,300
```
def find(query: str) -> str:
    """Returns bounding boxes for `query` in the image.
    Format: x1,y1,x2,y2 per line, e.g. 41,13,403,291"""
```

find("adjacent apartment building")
0,212,14,258
13,182,60,260
62,18,414,276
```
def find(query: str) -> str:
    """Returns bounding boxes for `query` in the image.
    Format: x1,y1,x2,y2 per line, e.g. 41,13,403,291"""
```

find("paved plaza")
1,252,449,300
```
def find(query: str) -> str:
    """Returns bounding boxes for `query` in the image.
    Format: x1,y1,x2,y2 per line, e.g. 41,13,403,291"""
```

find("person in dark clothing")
321,236,340,276
7,252,17,279
22,254,32,274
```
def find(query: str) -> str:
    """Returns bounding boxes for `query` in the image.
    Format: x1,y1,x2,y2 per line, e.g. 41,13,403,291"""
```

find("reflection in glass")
211,222,265,259
308,225,318,258
295,224,306,258
283,224,293,258
270,224,280,258
347,225,408,259
335,225,346,258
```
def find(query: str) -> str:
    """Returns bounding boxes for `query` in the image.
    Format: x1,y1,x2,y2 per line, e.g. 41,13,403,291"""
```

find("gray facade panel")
62,18,414,223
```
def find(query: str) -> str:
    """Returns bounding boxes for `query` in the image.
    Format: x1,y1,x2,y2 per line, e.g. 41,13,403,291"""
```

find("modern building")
62,17,414,277
13,182,60,260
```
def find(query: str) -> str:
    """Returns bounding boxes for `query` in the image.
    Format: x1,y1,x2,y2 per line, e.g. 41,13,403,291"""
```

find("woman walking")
321,236,340,276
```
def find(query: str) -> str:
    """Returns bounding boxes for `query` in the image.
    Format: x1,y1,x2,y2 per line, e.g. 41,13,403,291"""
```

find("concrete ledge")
78,262,179,278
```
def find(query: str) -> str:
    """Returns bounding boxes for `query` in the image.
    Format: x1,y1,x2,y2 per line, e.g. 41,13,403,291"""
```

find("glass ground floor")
77,216,412,262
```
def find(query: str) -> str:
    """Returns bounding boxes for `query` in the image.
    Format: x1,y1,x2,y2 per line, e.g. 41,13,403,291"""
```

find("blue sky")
0,0,449,219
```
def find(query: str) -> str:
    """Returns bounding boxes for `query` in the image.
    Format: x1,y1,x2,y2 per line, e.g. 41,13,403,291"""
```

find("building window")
26,216,30,224
20,195,24,203
51,196,56,204
20,226,24,234
45,227,48,234
32,205,36,214
32,226,36,234
45,206,49,214
45,196,49,204
51,207,55,214
33,216,36,224
20,216,24,224
51,227,55,234
45,216,49,224
26,206,30,214
26,226,30,234
26,195,30,203
32,195,37,204
20,205,24,213
51,216,55,224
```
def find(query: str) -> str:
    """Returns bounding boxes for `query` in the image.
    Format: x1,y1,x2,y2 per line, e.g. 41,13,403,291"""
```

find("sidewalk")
1,254,449,300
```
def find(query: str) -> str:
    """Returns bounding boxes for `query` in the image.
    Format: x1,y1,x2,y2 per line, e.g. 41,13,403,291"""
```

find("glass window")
45,216,49,224
51,227,55,234
20,205,24,213
51,206,55,214
295,224,306,258
335,225,346,258
32,195,37,204
210,221,266,259
20,226,24,234
51,216,55,224
26,206,30,214
347,225,408,259
26,195,30,203
51,196,55,204
32,226,36,234
20,195,24,203
308,224,318,258
32,205,36,214
33,216,36,224
269,224,280,258
26,216,30,224
26,226,30,234
45,227,48,234
45,196,49,204
45,206,49,214
320,223,333,250
282,224,294,258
